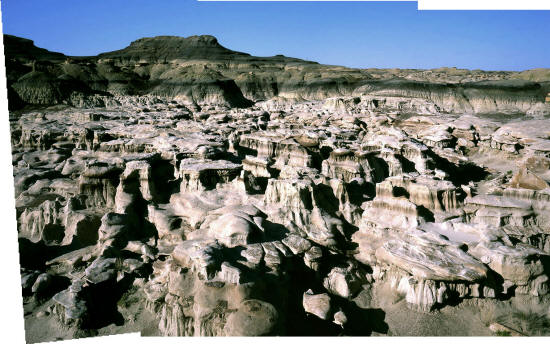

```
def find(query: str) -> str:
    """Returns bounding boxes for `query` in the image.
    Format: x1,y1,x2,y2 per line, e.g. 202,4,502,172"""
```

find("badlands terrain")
5,34,550,340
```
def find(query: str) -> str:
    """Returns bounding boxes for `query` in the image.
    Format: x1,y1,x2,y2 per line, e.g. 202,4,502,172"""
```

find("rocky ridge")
4,34,550,114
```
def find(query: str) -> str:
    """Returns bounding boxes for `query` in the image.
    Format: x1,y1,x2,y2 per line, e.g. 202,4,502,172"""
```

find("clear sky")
1,1,549,71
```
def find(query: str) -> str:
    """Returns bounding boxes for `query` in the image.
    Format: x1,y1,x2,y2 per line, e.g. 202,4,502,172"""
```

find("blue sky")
1,1,549,71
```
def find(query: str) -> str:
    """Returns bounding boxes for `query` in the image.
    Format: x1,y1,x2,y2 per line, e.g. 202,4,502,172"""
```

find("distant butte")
3,34,550,111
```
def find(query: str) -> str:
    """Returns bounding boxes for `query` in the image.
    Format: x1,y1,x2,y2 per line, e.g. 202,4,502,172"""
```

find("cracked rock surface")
7,34,550,340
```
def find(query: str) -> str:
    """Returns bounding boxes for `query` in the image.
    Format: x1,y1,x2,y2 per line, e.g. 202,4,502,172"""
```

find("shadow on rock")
332,294,389,336
18,238,83,270
82,276,135,330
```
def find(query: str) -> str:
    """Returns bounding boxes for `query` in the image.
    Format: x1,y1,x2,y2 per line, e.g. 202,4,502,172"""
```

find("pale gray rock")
240,243,264,268
178,158,241,193
323,266,363,298
207,208,264,248
8,35,550,338
78,161,121,208
282,234,312,255
224,299,279,336
333,310,347,327
302,290,332,320
172,240,222,280
218,262,242,284
84,257,118,284
19,199,64,244
21,271,41,293
31,273,53,294
97,212,130,247
52,280,88,326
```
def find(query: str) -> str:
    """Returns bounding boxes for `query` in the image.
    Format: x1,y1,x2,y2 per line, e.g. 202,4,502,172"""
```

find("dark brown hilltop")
3,34,550,112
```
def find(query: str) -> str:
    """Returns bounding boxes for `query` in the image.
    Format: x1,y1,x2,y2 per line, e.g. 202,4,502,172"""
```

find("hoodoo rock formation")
6,34,550,340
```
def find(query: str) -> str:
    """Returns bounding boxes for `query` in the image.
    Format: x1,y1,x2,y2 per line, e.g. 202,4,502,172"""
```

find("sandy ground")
354,285,493,337
23,288,159,343
23,281,549,341
466,147,518,175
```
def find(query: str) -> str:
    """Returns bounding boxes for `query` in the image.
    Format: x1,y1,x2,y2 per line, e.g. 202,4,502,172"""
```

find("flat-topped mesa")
376,175,464,214
238,132,316,169
78,161,123,209
97,35,238,62
5,33,550,112
360,196,427,230
242,155,276,178
321,148,375,183
361,129,435,176
464,179,550,252
177,158,242,193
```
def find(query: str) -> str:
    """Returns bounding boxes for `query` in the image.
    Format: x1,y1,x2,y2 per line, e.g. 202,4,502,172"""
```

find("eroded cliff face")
4,34,550,114
7,34,550,341
12,98,550,340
